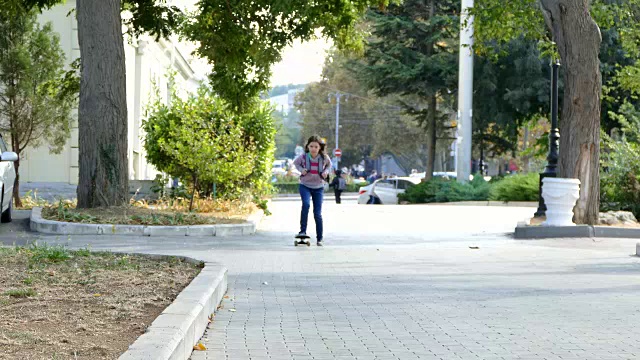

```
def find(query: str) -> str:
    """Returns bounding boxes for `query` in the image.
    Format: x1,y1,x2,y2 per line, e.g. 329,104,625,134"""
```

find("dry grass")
0,244,201,359
41,195,257,226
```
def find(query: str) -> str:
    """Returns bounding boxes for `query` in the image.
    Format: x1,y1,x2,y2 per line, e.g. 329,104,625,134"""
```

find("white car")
0,134,18,222
357,177,421,205
271,159,287,176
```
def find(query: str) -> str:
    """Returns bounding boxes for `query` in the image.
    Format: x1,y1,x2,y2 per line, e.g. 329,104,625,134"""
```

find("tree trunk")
425,94,437,181
12,159,21,208
540,0,602,224
423,0,437,182
76,0,129,208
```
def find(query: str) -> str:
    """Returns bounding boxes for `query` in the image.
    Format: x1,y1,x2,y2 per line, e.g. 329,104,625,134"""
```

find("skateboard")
294,234,311,246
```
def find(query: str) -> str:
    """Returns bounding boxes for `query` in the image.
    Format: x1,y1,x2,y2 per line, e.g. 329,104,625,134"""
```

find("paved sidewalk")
4,202,640,359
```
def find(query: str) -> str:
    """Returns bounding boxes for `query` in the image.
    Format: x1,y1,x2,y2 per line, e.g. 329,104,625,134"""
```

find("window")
397,180,415,190
376,179,396,189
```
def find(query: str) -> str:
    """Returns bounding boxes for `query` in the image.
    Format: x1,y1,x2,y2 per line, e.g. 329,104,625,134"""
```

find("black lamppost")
534,58,561,217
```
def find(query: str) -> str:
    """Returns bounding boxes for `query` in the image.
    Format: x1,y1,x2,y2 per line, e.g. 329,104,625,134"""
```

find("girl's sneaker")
316,240,323,246
296,232,307,238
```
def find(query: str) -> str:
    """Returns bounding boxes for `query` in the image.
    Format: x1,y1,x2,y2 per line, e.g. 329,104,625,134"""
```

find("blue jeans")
299,184,324,240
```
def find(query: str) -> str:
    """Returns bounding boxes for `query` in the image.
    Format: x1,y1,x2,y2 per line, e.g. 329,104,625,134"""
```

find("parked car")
410,171,457,179
272,159,287,176
0,134,18,222
357,177,420,205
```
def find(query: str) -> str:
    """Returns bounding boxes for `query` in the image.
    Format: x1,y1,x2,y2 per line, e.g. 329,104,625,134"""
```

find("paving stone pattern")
6,201,639,360
188,202,640,360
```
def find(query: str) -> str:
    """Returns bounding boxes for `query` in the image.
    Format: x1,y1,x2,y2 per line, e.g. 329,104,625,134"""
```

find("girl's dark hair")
304,135,326,157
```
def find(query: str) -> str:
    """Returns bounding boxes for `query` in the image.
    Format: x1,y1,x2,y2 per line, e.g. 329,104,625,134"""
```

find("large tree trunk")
424,94,437,181
540,0,602,224
76,0,129,208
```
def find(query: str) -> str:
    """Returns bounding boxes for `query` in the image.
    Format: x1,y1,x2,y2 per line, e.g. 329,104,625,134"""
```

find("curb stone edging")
118,258,228,360
515,223,640,239
29,206,266,237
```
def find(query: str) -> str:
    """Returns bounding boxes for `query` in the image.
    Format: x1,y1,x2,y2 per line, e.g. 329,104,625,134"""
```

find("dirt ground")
0,246,201,359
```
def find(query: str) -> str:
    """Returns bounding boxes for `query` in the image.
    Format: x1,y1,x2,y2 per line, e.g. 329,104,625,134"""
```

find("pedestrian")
329,169,347,204
367,170,378,184
293,135,332,246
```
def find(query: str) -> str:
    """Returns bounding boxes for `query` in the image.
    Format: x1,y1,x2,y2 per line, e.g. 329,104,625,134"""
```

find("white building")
268,88,303,116
20,1,206,184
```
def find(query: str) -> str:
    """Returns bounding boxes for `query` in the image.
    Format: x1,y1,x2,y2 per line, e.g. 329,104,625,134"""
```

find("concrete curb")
30,206,265,237
429,201,538,207
515,223,640,239
119,258,228,360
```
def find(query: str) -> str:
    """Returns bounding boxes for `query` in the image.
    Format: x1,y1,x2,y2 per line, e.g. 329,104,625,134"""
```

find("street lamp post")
328,91,346,169
534,59,561,218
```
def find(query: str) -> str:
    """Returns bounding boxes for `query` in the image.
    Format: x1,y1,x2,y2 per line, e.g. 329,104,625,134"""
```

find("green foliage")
183,0,392,111
400,173,541,204
601,102,640,217
470,0,548,58
0,3,78,154
236,101,277,198
4,288,37,298
27,243,71,264
473,38,551,156
143,85,276,201
398,175,491,204
359,1,459,100
489,173,539,202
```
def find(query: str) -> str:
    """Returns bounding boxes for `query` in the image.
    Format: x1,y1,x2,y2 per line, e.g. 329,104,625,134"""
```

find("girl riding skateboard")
293,135,332,246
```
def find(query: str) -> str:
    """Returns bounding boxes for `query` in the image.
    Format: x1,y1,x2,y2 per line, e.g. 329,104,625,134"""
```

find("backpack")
302,153,328,180
338,178,347,190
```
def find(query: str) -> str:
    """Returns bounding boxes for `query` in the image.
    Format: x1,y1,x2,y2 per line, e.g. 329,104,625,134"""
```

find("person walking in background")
329,169,347,204
293,135,332,246
368,170,378,184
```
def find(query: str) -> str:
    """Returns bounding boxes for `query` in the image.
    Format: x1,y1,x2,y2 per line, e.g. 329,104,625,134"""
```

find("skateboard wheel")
306,241,310,246
294,241,298,246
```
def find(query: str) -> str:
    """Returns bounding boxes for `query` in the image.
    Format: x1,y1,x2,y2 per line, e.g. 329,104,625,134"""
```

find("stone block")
146,226,188,237
594,226,640,239
215,224,243,236
100,224,145,236
186,225,216,236
515,225,593,239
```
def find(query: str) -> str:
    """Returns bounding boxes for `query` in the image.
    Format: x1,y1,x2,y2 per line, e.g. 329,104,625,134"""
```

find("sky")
270,37,333,86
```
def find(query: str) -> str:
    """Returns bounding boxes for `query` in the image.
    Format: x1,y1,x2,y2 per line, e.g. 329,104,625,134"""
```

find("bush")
489,173,539,202
143,85,276,205
399,175,491,203
601,102,640,217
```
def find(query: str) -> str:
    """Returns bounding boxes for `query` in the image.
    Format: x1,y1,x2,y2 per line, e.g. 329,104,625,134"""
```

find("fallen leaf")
224,295,229,299
193,343,207,351
93,293,102,297
229,309,236,312
469,246,479,250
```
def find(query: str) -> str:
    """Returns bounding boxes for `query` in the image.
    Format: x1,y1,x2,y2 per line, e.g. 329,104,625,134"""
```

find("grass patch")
4,288,37,298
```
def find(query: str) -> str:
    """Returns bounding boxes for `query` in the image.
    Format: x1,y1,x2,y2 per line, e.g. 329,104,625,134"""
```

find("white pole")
335,92,340,168
457,0,474,183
